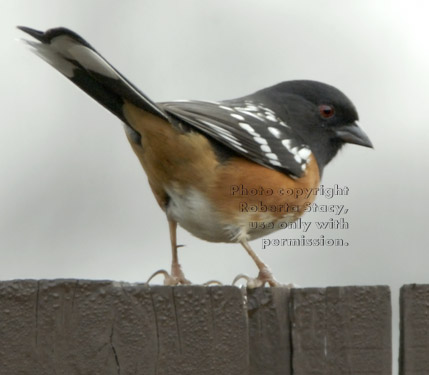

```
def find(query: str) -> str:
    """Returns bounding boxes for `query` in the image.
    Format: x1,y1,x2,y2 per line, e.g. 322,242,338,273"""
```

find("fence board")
400,284,429,375
247,287,291,375
291,286,391,375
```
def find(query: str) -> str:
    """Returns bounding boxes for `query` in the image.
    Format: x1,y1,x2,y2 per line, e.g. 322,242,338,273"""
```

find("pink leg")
146,219,190,285
168,220,190,284
233,240,280,287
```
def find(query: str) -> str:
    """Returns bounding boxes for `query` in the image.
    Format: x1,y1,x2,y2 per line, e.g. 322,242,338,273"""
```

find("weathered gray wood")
400,284,429,375
0,280,40,373
0,280,248,375
290,286,391,375
247,287,291,375
0,281,392,374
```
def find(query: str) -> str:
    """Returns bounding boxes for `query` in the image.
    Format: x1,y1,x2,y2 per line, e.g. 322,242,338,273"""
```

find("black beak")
335,122,373,148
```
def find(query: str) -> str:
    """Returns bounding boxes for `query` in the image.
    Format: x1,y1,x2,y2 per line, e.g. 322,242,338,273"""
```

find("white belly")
165,187,238,243
165,187,296,243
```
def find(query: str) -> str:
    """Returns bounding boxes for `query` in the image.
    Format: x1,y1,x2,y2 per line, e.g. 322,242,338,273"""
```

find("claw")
203,280,223,286
146,269,191,286
233,273,265,288
233,273,250,285
232,268,281,288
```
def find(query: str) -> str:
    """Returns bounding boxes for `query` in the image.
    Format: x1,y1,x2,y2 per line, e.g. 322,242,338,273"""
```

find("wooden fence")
0,280,426,374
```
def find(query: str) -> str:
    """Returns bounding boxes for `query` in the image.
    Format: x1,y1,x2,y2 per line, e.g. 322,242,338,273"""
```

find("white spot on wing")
282,139,292,149
298,148,311,160
265,114,278,122
260,144,271,152
239,123,257,135
266,153,279,160
219,105,234,111
268,127,282,138
289,146,302,163
230,113,245,121
253,136,268,145
282,139,308,165
269,160,282,167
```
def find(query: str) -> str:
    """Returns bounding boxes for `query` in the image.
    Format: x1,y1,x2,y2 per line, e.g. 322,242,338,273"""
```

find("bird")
18,26,373,287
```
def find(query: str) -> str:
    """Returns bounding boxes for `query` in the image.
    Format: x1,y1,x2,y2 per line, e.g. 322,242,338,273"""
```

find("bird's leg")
233,240,280,287
168,219,191,284
146,219,191,285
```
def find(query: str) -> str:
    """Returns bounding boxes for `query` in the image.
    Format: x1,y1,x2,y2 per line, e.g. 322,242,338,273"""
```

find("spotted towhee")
19,26,372,287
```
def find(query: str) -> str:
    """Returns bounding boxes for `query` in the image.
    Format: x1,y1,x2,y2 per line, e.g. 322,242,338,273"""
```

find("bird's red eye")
319,104,335,119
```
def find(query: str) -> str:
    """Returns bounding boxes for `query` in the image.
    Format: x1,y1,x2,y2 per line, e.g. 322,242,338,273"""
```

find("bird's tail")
18,26,171,124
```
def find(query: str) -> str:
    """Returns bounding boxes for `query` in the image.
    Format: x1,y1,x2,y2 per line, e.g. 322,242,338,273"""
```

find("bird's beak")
335,122,373,148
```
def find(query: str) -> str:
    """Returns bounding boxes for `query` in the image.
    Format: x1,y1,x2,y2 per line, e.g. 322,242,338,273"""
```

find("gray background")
1,1,428,371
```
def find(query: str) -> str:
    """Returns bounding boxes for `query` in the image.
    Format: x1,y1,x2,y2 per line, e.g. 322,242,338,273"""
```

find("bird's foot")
146,264,191,286
233,267,282,288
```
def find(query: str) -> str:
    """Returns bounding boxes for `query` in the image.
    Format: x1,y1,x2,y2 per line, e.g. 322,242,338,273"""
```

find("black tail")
18,26,171,124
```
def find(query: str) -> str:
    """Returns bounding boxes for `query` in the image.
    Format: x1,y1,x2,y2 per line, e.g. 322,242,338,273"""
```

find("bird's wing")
161,100,312,177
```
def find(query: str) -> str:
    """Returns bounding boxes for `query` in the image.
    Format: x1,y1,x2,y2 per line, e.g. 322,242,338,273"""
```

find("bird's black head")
255,80,373,173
